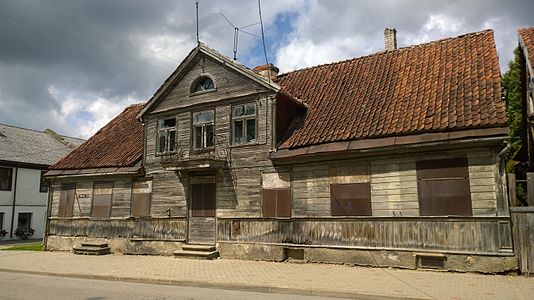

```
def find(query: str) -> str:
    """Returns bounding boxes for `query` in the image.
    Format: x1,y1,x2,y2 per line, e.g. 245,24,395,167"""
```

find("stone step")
181,244,216,252
174,250,219,260
73,246,111,256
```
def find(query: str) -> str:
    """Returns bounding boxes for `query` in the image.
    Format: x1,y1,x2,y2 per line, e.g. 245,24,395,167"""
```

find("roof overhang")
44,165,142,179
519,32,534,77
270,127,509,162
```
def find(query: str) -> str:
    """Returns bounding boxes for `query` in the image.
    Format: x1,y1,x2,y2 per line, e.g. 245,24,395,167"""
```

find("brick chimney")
384,28,397,51
253,63,279,80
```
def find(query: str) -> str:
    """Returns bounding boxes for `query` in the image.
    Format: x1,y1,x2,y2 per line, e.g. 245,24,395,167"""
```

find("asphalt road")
0,271,350,300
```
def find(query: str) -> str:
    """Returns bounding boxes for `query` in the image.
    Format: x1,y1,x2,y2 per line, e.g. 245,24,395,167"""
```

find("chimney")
253,63,279,80
384,28,397,51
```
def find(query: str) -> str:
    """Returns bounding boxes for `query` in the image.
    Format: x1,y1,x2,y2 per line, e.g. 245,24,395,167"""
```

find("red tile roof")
519,27,534,67
276,29,507,149
50,103,145,170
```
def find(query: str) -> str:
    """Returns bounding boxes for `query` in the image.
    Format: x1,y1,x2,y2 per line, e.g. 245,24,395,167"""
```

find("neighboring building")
518,27,534,169
0,124,83,240
45,29,516,273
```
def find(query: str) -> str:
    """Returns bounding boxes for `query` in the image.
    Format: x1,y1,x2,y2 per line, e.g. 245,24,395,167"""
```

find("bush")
0,229,7,237
14,227,34,239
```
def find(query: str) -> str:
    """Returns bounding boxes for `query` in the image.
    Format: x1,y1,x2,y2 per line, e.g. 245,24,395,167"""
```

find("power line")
258,0,269,66
0,10,173,73
218,10,262,61
10,0,181,63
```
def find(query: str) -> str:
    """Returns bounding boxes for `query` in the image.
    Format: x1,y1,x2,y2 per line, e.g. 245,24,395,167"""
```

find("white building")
0,124,83,240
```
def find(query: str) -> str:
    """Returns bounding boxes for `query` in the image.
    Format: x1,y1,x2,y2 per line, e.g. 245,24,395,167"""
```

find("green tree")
502,47,523,171
503,47,527,204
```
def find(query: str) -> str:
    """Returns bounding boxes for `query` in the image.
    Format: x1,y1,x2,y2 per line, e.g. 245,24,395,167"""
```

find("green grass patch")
1,242,43,251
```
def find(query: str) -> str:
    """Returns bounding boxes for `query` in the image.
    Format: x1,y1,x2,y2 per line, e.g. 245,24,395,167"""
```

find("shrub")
0,229,7,237
14,227,34,239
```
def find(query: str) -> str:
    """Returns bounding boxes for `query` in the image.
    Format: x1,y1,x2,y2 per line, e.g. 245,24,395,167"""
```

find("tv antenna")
218,9,261,60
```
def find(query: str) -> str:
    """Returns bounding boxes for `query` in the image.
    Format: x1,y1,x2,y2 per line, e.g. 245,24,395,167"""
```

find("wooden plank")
528,173,534,206
217,217,511,254
48,218,187,240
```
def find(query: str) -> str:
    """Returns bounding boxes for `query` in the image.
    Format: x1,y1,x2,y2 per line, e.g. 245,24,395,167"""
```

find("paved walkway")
0,251,532,299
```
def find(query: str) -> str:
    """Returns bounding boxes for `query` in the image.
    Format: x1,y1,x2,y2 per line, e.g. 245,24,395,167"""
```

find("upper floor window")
193,110,214,150
0,167,12,191
157,117,176,154
39,170,48,193
232,103,256,145
191,76,215,94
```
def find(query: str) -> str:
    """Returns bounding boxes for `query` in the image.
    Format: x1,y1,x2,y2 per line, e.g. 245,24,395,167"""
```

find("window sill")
190,88,217,97
229,142,259,149
154,152,177,157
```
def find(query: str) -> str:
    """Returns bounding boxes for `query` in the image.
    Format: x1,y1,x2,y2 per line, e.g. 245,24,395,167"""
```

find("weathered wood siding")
111,180,131,217
151,54,268,113
218,217,513,255
49,178,134,218
48,218,186,240
511,207,534,274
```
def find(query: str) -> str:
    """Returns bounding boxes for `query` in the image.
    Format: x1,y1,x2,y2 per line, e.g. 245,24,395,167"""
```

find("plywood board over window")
416,158,472,216
92,182,113,218
131,180,152,217
58,184,75,218
262,172,291,218
329,164,372,216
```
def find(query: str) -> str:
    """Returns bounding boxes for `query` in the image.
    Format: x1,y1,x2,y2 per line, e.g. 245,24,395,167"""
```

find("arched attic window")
191,75,215,94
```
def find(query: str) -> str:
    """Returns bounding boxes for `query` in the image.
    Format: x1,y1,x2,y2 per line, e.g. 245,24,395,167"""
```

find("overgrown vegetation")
1,243,43,251
503,47,527,204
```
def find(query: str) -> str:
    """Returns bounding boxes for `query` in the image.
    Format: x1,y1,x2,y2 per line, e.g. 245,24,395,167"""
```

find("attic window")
191,76,215,94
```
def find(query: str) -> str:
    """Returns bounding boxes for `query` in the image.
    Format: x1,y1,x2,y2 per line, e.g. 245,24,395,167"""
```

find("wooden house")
44,29,517,272
518,27,534,169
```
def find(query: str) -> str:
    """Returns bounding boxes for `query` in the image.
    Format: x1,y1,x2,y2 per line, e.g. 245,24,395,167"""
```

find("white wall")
0,166,47,240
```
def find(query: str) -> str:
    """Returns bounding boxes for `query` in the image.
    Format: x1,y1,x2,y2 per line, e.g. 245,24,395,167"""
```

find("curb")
0,268,428,300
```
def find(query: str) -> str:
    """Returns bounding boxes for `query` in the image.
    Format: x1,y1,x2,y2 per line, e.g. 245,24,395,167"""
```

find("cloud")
0,0,532,140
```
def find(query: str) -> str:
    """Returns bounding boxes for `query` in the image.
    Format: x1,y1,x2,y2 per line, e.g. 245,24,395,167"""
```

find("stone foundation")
45,235,184,255
218,242,518,274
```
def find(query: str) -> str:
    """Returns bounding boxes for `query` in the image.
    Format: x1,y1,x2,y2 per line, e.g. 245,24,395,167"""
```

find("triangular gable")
138,43,280,118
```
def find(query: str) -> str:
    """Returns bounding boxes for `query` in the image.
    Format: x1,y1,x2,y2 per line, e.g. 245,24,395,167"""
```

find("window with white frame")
232,103,256,145
157,117,176,154
192,110,214,150
191,76,215,93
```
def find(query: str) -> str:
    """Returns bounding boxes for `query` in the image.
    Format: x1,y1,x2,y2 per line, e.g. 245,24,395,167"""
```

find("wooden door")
188,177,216,244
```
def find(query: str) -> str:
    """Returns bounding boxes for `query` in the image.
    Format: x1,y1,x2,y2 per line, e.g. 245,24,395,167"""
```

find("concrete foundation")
46,235,184,255
218,242,518,274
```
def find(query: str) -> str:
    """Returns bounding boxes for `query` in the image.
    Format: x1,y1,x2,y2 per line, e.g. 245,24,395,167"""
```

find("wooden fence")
508,173,534,275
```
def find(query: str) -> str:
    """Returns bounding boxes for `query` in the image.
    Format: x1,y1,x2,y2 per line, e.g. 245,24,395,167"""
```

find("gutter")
9,167,18,238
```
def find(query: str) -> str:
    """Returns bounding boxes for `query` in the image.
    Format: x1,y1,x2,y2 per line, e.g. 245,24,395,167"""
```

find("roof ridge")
0,122,81,140
277,29,494,78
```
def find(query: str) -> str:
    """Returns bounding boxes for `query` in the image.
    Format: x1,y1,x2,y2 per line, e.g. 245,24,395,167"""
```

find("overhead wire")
10,0,181,63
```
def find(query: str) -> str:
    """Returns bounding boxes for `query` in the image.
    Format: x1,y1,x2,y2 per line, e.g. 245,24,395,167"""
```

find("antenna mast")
196,1,199,44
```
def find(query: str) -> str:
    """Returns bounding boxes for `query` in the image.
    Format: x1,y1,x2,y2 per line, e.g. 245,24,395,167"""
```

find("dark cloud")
0,0,532,138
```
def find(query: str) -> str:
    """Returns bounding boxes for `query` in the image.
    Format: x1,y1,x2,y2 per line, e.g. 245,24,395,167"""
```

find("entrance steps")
174,244,219,260
73,242,111,255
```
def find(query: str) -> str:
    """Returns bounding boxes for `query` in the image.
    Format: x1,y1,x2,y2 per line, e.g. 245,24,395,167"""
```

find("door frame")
187,174,217,244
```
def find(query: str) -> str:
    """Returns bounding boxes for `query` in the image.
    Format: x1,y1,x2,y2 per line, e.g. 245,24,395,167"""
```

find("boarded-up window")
92,182,113,218
416,158,472,216
262,172,291,218
330,183,372,216
131,180,152,217
262,189,291,218
191,183,216,217
58,184,75,218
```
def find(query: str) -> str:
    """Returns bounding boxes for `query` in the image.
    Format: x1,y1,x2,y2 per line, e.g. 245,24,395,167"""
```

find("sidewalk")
0,251,532,299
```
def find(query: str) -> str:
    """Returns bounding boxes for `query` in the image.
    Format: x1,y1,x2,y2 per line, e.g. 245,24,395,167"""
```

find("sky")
0,0,532,139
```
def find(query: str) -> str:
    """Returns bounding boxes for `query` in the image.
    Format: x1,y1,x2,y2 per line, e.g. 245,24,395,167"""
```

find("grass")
1,242,43,251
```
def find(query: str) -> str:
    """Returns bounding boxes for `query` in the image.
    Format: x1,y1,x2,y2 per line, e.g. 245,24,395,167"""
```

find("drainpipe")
43,177,53,249
9,167,18,239
496,141,511,161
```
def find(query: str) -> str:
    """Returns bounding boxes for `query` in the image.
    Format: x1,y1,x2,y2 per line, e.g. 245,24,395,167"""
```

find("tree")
503,47,528,204
502,47,523,171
